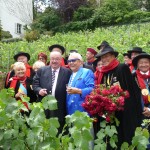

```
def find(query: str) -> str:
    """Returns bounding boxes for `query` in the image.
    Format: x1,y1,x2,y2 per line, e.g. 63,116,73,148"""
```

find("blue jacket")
66,67,94,115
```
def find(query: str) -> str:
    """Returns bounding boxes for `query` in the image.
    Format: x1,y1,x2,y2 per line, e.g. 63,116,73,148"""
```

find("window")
15,23,22,34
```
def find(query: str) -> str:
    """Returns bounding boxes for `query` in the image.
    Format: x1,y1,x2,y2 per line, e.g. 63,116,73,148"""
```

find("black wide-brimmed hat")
48,44,65,55
127,47,145,54
132,53,150,67
97,41,109,50
69,50,78,53
14,52,30,61
123,53,130,57
96,46,119,58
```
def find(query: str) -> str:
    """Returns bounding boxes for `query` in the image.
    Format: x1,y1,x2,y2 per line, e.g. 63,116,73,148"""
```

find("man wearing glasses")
66,53,95,115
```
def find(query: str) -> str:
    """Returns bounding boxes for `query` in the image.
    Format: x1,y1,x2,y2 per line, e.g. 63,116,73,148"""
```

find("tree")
50,0,88,22
1,0,33,24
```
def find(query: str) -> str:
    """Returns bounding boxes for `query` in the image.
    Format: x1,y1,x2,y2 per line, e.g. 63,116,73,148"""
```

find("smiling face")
68,53,82,72
17,55,28,64
137,58,150,73
86,51,94,61
14,62,26,78
50,51,62,70
101,53,116,66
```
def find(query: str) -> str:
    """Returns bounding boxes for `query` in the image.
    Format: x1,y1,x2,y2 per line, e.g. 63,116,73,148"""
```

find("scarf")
136,69,150,104
95,59,120,85
25,64,32,77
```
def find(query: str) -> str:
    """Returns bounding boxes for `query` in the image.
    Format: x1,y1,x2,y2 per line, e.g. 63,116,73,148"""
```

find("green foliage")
1,38,22,43
24,30,40,42
31,7,61,34
1,30,12,40
73,6,94,21
0,88,94,150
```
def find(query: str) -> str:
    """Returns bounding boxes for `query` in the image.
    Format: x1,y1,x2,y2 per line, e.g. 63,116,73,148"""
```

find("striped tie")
52,70,56,87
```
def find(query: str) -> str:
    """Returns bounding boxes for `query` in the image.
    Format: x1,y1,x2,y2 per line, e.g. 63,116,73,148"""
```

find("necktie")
52,70,56,88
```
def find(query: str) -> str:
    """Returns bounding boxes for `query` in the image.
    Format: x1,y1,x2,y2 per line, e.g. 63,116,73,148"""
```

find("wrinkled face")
137,58,150,73
131,52,140,60
97,60,103,71
15,66,26,78
50,53,62,69
86,51,94,60
68,56,82,72
17,56,28,64
38,56,46,64
52,48,62,55
124,56,130,64
101,53,115,66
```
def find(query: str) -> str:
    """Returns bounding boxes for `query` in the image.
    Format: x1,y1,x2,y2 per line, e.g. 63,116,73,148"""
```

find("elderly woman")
66,53,95,115
33,61,45,72
6,62,37,109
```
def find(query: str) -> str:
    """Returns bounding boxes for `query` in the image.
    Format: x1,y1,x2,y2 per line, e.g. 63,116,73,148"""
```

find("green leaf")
142,128,149,138
42,95,58,110
100,120,106,128
110,136,117,148
121,142,129,150
11,139,25,150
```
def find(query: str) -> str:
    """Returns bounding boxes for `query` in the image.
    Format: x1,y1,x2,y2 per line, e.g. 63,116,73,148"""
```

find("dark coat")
100,63,143,147
32,66,72,123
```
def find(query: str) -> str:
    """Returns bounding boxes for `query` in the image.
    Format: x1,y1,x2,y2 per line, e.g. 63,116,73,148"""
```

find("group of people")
4,41,150,149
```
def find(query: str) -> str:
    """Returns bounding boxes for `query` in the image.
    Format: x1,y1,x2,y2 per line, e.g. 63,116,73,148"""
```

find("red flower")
82,84,130,122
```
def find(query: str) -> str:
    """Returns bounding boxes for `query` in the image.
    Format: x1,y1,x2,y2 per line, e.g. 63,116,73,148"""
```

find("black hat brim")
48,44,65,55
95,50,118,58
132,53,150,67
14,52,30,61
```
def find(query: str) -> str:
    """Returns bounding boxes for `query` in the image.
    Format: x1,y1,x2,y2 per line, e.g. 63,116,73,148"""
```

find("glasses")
67,59,80,63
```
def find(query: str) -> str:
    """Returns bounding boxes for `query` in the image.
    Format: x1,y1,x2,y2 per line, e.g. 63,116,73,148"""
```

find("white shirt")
52,67,60,96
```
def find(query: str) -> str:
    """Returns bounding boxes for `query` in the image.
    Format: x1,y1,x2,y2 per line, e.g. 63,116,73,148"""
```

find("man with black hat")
122,52,131,65
95,46,142,148
127,47,145,73
48,44,66,66
84,47,98,71
97,40,109,51
5,52,35,88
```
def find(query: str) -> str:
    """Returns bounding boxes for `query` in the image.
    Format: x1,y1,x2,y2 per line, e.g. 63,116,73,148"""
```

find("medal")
141,89,149,96
148,95,150,102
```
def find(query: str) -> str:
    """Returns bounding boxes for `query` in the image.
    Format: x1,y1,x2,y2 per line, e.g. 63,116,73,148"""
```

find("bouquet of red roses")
82,84,130,122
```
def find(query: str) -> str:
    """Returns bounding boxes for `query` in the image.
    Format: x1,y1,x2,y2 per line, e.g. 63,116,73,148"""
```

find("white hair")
13,62,26,71
50,51,62,58
33,61,45,70
68,53,83,61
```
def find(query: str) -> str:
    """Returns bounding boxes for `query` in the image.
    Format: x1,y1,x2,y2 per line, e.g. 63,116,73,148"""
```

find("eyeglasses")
67,59,80,63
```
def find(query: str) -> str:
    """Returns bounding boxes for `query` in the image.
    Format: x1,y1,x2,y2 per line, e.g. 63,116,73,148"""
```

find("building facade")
0,0,33,38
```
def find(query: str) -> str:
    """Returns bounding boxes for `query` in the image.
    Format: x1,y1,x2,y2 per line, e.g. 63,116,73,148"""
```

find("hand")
142,107,150,117
15,92,25,98
39,89,47,96
66,87,82,94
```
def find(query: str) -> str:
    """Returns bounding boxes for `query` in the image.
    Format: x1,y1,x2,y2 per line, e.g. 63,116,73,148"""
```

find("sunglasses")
67,59,80,63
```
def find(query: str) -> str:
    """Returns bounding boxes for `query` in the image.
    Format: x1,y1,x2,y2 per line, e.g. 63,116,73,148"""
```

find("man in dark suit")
32,51,71,133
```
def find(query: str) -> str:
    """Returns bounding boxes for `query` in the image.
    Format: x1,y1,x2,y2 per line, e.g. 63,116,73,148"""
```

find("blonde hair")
33,61,45,71
13,62,26,71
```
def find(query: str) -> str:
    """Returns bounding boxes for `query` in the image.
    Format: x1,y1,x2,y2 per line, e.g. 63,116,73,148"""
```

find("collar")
140,70,149,75
52,67,60,72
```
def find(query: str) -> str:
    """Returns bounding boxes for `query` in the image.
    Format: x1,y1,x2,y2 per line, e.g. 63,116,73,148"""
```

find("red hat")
87,48,97,55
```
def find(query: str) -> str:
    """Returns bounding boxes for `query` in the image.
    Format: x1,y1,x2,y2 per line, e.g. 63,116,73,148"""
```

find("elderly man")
95,46,142,148
32,51,71,133
66,53,95,115
84,48,98,71
5,52,34,88
48,44,66,66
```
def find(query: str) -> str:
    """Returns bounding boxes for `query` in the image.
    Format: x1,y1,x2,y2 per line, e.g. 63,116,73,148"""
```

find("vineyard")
0,22,150,72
